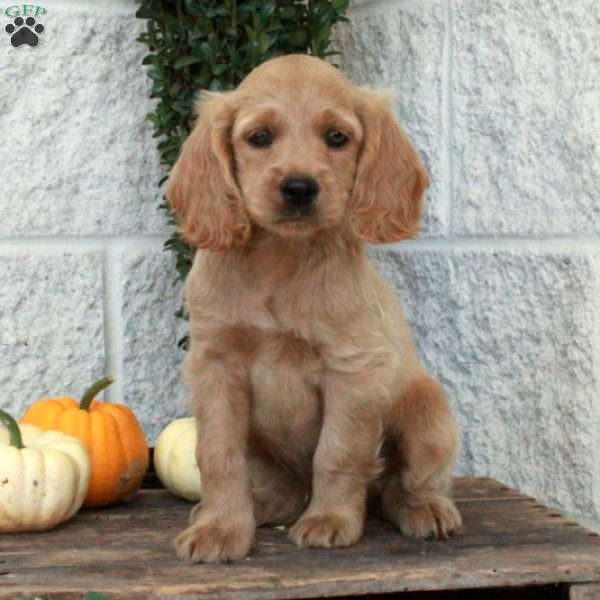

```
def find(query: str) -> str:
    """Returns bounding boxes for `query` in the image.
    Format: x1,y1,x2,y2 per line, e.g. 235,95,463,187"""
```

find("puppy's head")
167,55,428,251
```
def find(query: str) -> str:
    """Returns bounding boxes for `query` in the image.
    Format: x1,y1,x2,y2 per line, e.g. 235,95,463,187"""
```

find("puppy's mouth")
277,210,315,223
271,212,322,236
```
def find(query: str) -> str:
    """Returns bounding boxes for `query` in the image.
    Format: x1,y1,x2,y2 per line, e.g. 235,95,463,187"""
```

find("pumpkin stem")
80,377,114,411
0,409,24,449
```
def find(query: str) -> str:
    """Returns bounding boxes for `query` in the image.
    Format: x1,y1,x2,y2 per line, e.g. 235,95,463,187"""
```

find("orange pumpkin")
21,377,149,508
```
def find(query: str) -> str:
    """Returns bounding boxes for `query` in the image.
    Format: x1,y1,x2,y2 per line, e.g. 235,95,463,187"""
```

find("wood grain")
0,478,599,599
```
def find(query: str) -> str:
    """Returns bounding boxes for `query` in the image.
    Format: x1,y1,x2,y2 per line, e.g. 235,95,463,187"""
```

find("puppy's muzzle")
280,176,319,215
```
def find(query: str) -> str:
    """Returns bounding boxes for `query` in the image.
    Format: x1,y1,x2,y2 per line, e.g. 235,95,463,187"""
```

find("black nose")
280,176,319,210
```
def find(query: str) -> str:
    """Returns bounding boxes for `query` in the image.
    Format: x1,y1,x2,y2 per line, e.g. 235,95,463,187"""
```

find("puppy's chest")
248,329,323,457
236,276,313,336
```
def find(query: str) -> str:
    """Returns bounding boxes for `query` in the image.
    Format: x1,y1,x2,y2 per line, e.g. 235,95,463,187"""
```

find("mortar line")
102,243,125,404
442,0,454,236
382,237,600,254
44,1,139,14
2,235,600,255
350,0,431,17
0,235,167,254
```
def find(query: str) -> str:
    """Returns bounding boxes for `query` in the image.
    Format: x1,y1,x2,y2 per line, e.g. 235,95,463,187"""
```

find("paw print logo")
5,16,45,47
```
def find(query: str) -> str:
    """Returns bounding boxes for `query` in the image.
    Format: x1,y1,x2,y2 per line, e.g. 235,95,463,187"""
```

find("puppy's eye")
325,129,349,149
247,129,273,148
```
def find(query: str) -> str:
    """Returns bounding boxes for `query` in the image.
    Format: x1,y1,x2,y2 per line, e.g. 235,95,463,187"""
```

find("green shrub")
135,0,349,347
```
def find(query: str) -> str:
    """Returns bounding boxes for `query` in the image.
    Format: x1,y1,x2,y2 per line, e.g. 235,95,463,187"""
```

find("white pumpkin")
0,409,91,532
154,417,202,501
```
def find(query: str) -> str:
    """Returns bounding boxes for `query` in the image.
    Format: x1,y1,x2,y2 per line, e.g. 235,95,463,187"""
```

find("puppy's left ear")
350,90,429,243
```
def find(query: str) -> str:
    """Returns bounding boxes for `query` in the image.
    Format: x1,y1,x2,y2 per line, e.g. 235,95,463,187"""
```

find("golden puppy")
167,54,462,563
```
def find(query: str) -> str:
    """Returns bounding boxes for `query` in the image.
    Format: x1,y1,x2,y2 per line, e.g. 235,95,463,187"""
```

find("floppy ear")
166,92,250,252
350,91,429,243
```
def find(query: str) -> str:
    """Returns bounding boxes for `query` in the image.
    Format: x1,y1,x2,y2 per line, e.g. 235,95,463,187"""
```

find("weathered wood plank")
0,497,590,554
570,584,600,599
137,476,528,504
2,543,600,600
140,476,529,505
0,478,599,599
451,477,531,501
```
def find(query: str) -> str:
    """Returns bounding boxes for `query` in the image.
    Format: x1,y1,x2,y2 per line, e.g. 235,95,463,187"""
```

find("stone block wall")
0,0,187,441
0,0,598,527
337,0,600,526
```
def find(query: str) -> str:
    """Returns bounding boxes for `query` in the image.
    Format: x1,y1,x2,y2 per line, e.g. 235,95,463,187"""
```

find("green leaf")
212,63,229,76
333,0,350,12
173,55,203,69
290,30,307,45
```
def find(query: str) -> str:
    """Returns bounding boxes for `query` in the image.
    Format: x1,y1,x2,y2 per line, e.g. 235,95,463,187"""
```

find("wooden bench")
1,477,599,599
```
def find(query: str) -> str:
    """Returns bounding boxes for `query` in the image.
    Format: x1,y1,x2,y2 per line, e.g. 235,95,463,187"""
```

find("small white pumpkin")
0,408,91,532
154,417,202,502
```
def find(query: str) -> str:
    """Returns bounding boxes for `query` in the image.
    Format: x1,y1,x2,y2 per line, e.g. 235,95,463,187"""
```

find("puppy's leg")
381,375,462,538
289,371,383,549
175,357,255,563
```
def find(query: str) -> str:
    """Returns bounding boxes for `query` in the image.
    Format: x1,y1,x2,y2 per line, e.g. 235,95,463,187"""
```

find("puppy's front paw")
175,511,255,563
289,512,363,548
384,493,462,539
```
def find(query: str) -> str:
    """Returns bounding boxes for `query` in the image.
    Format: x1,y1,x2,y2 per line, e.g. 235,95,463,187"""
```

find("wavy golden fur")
167,55,461,563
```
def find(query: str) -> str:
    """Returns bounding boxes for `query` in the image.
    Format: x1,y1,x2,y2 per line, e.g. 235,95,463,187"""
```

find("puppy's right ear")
166,92,250,252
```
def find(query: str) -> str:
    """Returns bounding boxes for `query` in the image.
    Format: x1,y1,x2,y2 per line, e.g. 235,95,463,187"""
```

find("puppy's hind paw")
384,493,462,539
